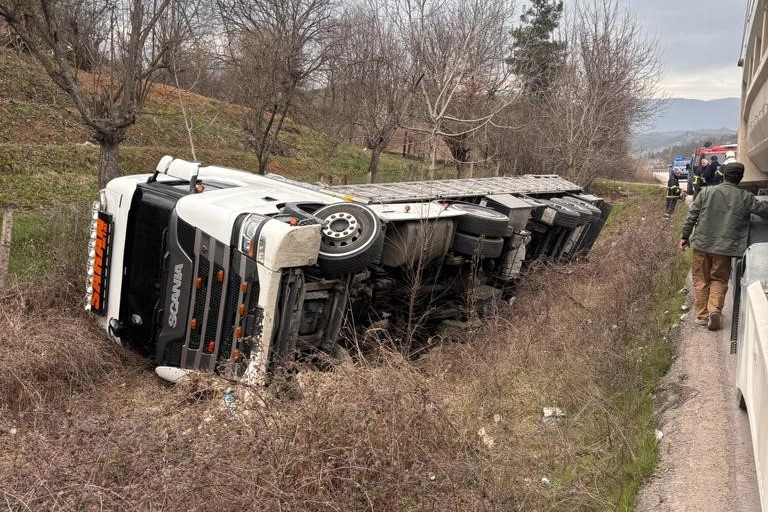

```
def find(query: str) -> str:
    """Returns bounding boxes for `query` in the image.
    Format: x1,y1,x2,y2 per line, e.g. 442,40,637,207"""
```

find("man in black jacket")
701,155,723,186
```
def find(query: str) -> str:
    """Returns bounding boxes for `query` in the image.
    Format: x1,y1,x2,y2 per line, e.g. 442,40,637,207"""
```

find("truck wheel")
315,203,384,276
547,203,580,228
452,231,504,259
448,203,509,238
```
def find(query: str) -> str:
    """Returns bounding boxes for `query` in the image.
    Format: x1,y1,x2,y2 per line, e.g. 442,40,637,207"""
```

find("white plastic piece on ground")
542,407,566,418
655,429,664,442
155,366,192,383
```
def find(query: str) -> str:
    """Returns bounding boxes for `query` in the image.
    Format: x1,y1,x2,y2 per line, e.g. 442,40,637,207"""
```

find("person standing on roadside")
692,157,709,196
680,161,768,330
664,168,683,217
701,155,723,186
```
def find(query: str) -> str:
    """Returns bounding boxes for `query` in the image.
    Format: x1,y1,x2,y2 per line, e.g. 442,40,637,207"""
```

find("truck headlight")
240,214,268,259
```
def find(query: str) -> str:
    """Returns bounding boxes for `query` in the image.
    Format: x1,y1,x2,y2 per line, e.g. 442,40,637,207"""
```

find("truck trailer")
732,1,768,509
85,156,608,385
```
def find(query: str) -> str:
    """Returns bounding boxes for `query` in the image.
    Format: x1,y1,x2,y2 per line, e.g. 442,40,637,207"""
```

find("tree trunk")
428,138,438,180
0,208,13,290
98,137,120,188
258,152,270,175
366,147,382,184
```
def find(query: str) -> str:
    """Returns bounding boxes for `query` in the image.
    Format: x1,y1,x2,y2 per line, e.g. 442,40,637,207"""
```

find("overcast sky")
561,0,750,100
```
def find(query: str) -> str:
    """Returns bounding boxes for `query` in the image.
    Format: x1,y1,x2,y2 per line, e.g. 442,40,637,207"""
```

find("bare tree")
218,0,336,175
396,0,518,179
328,1,421,183
536,0,661,184
0,0,194,187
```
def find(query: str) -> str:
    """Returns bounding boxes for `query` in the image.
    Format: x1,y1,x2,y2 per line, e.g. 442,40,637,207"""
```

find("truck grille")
219,274,242,358
189,256,209,350
203,262,225,351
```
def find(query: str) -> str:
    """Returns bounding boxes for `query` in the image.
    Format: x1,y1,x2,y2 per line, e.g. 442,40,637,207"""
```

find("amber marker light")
206,341,215,353
241,282,248,293
235,326,243,338
195,277,203,289
239,304,246,315
289,217,298,226
190,318,197,329
217,270,224,282
195,184,205,193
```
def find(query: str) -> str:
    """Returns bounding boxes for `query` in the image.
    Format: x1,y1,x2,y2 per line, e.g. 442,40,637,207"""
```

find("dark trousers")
664,197,679,215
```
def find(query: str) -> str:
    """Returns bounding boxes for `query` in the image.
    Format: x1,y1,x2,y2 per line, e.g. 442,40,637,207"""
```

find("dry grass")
0,191,684,511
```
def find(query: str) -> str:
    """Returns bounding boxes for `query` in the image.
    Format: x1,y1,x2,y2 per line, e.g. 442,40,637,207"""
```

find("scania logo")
168,263,184,328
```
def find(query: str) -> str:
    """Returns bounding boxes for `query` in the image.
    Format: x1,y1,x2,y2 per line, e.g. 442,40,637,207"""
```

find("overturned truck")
85,156,610,384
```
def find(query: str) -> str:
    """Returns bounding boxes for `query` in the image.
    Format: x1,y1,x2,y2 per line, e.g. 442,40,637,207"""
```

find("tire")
550,198,590,225
447,203,509,238
452,231,504,259
314,203,384,277
546,202,580,228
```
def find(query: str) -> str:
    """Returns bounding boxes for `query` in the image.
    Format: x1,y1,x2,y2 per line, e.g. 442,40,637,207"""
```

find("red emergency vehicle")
686,143,738,192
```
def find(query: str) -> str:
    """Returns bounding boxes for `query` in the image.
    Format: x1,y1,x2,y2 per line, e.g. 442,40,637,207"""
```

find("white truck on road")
732,1,768,509
85,156,608,385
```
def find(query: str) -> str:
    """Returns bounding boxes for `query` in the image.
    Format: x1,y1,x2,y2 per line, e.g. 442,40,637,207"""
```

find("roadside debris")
477,427,495,448
223,389,239,420
0,425,17,435
542,407,566,424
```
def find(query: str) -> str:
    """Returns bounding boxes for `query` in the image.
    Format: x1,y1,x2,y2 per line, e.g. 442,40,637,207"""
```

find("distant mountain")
631,98,740,154
642,98,739,133
632,128,737,155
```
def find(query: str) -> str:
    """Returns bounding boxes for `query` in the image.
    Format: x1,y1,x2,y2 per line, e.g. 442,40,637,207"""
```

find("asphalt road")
634,266,761,510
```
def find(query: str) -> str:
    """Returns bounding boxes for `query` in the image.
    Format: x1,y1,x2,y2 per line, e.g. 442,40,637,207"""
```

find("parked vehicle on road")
733,2,768,509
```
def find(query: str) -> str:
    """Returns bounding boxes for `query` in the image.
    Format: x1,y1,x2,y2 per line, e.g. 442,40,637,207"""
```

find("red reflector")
235,326,243,338
241,282,248,293
217,270,224,282
205,341,215,353
239,304,246,316
195,277,203,289
190,318,197,329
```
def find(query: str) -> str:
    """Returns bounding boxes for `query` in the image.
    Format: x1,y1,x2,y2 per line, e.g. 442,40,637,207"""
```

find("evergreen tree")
508,0,565,96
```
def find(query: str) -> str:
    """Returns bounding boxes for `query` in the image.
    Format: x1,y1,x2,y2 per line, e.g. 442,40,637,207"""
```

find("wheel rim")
322,212,360,246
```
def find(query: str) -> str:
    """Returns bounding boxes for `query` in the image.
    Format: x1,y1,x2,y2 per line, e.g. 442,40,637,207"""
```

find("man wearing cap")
680,161,768,330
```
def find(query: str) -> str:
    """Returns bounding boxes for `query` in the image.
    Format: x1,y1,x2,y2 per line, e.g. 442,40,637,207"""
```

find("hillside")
0,48,695,510
0,51,420,210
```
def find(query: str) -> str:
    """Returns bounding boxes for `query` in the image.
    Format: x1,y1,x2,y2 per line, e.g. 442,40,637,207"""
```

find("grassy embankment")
0,50,690,510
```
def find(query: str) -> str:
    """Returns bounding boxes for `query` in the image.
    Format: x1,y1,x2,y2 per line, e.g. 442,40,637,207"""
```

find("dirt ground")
634,274,762,511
